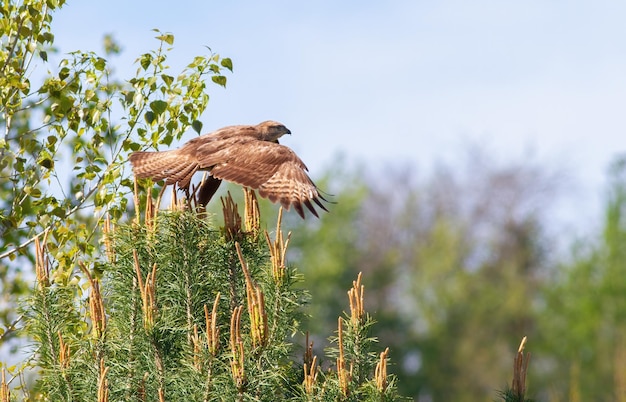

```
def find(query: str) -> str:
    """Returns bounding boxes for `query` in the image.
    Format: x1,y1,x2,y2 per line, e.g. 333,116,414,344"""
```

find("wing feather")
130,150,199,189
206,141,327,217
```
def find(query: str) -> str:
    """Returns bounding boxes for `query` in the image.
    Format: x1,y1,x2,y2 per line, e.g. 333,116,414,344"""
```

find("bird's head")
256,121,291,142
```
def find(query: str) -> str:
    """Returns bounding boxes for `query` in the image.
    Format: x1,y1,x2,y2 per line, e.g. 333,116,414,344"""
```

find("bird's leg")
182,185,193,211
197,175,223,208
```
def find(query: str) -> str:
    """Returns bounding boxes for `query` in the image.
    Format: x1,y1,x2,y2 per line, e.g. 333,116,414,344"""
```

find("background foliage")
282,153,626,401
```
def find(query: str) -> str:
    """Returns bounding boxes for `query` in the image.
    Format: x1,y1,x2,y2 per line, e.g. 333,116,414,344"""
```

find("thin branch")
0,231,45,260
0,313,24,343
0,18,24,75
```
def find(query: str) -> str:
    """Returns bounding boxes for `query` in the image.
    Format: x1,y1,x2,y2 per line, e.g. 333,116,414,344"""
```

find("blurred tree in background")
286,151,561,400
537,155,626,401
285,153,626,401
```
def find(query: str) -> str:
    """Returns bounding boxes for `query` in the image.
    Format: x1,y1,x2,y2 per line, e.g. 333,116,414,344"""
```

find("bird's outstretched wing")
129,150,199,189
202,141,328,218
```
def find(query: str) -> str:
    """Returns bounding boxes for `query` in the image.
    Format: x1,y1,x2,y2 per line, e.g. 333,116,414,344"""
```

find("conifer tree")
14,187,402,401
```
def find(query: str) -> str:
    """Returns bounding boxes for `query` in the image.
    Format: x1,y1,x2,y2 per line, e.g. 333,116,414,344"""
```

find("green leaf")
40,32,54,44
221,57,233,72
156,33,174,45
144,111,155,124
161,74,173,86
39,50,47,62
59,67,70,80
30,188,42,198
20,78,30,95
39,158,54,169
211,75,227,87
149,100,167,115
209,64,220,74
192,120,203,134
94,57,106,71
140,54,152,70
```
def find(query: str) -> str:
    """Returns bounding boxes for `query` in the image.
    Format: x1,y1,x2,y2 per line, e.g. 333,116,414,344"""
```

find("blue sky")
50,1,626,229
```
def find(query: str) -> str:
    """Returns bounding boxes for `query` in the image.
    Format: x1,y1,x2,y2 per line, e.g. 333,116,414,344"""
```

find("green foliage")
496,389,534,402
537,155,626,401
0,0,66,334
0,0,231,346
284,153,626,401
286,157,556,400
92,211,303,400
17,205,399,401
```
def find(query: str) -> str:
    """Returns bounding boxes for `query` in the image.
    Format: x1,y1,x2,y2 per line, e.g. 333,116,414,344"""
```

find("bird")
129,121,329,218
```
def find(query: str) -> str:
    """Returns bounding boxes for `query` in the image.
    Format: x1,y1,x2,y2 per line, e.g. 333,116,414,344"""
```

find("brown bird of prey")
129,121,328,218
